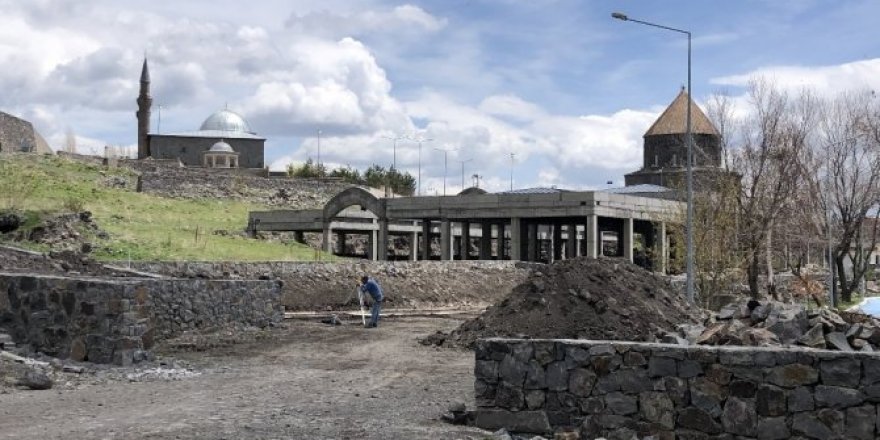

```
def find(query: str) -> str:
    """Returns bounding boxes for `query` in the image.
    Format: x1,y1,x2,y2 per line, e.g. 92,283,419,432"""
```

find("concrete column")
460,221,470,260
335,231,347,256
566,224,577,259
322,223,333,254
498,222,507,260
509,218,521,261
421,220,431,260
479,222,492,260
377,219,389,261
526,222,538,262
552,224,563,262
623,217,634,263
659,221,668,274
586,215,598,258
410,230,419,261
440,219,452,260
367,230,377,260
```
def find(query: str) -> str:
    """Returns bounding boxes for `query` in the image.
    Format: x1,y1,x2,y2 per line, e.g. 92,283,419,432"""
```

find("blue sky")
2,0,879,193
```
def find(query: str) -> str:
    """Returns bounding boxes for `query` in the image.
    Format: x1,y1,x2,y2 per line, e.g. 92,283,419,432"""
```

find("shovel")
356,287,367,326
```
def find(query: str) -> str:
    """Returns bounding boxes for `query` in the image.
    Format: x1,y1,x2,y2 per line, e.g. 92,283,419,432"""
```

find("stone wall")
473,338,880,439
123,260,532,311
0,273,282,365
148,135,265,168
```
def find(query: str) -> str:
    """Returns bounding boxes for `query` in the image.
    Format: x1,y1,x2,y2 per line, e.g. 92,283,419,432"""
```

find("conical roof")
644,89,719,137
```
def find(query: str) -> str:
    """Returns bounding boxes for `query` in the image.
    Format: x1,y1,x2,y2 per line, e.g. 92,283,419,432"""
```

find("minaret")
136,58,152,159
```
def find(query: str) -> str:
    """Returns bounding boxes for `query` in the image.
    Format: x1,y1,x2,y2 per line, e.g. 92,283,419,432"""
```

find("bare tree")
64,127,77,154
728,79,816,298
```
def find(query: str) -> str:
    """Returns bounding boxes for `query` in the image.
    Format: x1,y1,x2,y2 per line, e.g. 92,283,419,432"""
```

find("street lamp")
434,146,458,195
456,158,473,190
382,134,408,171
613,11,696,304
316,129,322,171
508,152,516,191
412,136,433,195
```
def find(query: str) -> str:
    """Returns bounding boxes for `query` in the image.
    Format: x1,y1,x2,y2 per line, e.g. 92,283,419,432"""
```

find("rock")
750,303,773,323
677,407,722,434
814,385,865,409
639,392,674,430
825,332,853,351
721,396,757,436
603,392,637,415
756,384,786,416
766,364,819,388
0,212,23,233
473,409,552,434
797,323,826,348
16,370,53,390
820,358,860,387
845,405,875,440
741,328,780,346
792,409,843,439
787,386,815,412
717,304,738,320
757,416,790,440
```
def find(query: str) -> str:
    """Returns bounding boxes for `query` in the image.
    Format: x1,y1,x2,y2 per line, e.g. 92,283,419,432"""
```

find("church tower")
136,58,152,159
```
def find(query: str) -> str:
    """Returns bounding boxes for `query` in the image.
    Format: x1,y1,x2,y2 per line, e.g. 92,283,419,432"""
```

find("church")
135,59,266,168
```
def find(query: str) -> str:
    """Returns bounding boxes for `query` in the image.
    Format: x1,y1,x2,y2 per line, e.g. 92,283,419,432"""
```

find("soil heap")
434,257,702,348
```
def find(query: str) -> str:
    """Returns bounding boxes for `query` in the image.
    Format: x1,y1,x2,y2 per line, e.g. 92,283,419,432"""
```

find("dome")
199,109,253,133
208,140,235,153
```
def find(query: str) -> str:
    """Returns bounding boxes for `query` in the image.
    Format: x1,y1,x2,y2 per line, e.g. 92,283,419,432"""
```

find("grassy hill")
0,154,331,261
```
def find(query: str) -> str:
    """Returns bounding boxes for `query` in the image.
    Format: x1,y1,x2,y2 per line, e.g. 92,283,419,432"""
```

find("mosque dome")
208,140,235,153
199,109,254,133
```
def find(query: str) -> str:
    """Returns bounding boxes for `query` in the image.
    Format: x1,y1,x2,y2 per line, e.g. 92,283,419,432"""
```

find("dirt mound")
434,257,702,348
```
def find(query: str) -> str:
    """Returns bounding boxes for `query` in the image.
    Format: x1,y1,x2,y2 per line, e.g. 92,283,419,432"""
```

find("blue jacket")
361,279,384,302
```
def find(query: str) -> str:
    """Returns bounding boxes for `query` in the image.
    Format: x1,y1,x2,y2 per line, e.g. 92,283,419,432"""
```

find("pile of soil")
432,257,703,348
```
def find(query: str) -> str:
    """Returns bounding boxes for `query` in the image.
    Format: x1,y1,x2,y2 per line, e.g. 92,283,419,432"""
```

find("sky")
2,0,880,194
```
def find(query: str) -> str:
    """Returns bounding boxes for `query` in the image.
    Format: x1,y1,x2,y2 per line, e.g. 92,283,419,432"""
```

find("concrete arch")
323,186,386,221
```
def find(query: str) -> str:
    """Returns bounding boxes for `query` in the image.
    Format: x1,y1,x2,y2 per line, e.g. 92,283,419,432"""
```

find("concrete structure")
0,111,52,154
248,187,681,270
136,58,266,168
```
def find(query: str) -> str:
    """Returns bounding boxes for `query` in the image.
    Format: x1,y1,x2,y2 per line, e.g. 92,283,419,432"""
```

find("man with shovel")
357,275,384,328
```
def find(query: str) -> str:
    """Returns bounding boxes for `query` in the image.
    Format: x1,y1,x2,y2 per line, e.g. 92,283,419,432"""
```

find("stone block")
677,407,722,434
662,376,690,407
729,379,757,398
590,354,619,375
639,391,674,430
524,361,547,390
861,358,880,385
704,364,733,385
564,346,590,365
814,385,865,409
546,361,569,392
793,408,844,439
623,351,647,367
690,377,727,417
594,373,619,394
648,356,676,378
524,389,545,410
721,396,756,437
499,354,528,386
766,363,818,388
511,342,534,363
577,396,604,414
615,368,652,393
756,384,786,417
473,409,551,434
568,368,596,397
820,357,860,387
677,359,703,378
844,404,874,440
533,341,557,365
494,382,525,410
604,392,637,415
863,383,880,403
68,337,86,362
588,344,614,356
825,332,853,351
475,360,499,383
718,349,755,366
756,416,790,440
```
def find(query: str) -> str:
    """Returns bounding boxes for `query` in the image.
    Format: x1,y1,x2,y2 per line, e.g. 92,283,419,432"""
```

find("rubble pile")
0,245,134,277
3,210,110,254
429,258,703,349
667,298,880,352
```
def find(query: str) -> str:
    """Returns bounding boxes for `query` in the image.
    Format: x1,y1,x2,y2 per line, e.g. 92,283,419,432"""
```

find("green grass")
0,154,332,261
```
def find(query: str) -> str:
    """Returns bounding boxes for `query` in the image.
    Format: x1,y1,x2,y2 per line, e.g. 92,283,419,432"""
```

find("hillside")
0,154,333,261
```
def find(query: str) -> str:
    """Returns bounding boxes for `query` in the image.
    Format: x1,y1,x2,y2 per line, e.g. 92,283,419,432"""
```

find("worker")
358,275,384,328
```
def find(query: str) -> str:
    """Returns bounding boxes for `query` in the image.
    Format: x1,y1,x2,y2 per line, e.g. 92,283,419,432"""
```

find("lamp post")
434,146,458,195
613,11,695,304
456,158,473,190
508,152,516,191
316,129,322,172
412,136,433,195
382,134,407,171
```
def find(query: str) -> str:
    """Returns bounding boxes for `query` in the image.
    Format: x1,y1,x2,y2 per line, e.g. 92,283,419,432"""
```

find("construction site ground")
0,316,490,440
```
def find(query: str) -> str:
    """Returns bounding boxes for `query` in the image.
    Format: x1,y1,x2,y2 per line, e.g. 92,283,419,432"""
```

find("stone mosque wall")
473,338,880,439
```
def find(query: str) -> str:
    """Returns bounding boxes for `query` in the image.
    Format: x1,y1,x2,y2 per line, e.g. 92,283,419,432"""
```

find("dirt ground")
0,317,492,440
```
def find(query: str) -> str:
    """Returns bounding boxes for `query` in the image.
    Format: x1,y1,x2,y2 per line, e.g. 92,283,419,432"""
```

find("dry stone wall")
474,338,880,440
0,273,282,365
124,260,533,311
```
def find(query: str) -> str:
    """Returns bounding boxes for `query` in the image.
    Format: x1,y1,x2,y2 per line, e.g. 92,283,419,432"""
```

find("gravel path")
0,317,489,439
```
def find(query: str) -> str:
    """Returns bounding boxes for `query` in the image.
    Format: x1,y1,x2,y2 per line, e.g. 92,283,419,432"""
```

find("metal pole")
509,152,516,191
685,32,695,304
443,152,448,195
418,141,422,195
317,129,322,171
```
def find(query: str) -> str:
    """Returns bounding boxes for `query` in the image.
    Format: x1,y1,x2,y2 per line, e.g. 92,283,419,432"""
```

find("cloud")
284,4,447,37
711,58,880,96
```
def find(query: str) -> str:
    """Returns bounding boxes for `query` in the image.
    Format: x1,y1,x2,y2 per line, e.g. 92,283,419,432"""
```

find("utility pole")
317,129,322,173
382,134,407,171
434,146,458,196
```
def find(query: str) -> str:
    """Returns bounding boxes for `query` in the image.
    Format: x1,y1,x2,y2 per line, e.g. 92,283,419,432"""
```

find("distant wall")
148,135,265,168
123,260,532,311
474,338,880,439
0,273,282,365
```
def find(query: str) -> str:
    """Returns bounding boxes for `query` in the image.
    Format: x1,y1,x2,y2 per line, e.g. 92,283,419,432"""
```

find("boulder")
797,323,826,349
825,332,853,352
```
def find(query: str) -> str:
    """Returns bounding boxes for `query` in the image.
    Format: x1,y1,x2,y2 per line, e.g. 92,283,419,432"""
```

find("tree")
728,79,816,298
64,127,77,153
287,158,325,178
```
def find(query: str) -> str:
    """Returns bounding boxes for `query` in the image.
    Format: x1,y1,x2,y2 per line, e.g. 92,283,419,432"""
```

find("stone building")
0,111,52,154
624,89,724,188
135,58,266,168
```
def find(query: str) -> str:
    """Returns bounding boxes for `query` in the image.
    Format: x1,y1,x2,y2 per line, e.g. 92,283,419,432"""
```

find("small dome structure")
199,109,253,133
208,140,235,153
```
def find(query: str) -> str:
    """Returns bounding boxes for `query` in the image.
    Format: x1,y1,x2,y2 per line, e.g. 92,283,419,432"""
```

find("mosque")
135,59,266,168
